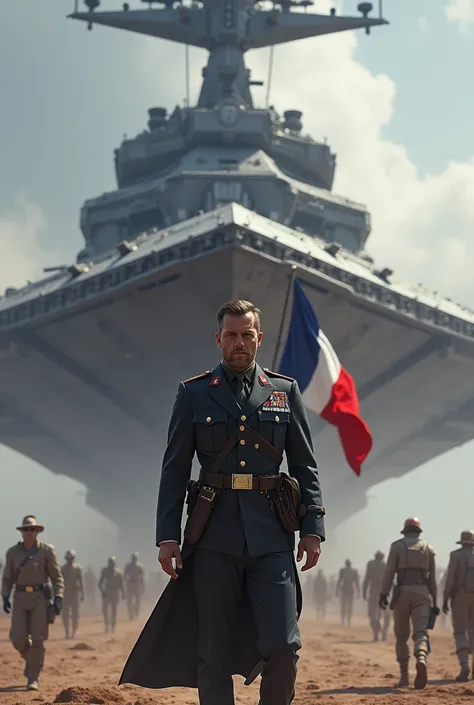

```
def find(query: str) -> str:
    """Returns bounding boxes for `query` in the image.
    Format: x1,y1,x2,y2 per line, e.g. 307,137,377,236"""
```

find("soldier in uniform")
379,517,437,690
442,530,474,681
1,515,64,691
336,559,360,627
120,299,325,705
313,569,328,621
124,552,145,620
363,550,390,641
84,566,97,611
61,549,84,639
98,556,125,633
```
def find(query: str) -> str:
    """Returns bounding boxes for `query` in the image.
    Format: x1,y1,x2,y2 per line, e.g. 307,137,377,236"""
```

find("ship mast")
70,0,388,109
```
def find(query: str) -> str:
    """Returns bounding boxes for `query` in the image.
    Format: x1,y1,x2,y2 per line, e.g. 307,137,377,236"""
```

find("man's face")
21,527,39,545
216,312,262,371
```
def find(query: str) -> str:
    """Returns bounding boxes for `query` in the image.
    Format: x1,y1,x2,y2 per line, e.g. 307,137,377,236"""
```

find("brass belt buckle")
231,474,253,490
25,586,34,593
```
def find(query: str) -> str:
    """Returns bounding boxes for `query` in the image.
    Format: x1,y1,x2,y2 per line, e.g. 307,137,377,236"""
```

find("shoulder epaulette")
183,370,212,384
263,368,294,382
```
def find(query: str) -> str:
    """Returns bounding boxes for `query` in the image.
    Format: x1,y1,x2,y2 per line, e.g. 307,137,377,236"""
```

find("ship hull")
1,209,474,554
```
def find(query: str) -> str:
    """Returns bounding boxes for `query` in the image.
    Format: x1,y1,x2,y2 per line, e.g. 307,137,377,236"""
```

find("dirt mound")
69,643,95,652
54,687,125,704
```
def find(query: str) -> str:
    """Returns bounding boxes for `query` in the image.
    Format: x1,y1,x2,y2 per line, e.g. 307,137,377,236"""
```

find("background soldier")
313,569,328,621
363,550,390,641
336,559,360,627
84,566,97,611
98,556,125,634
61,549,84,639
124,552,145,620
443,530,474,682
1,515,64,691
379,517,437,690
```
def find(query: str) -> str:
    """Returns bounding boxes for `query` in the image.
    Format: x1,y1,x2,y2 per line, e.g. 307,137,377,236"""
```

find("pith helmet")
16,515,44,532
401,517,422,534
65,549,76,559
457,530,474,545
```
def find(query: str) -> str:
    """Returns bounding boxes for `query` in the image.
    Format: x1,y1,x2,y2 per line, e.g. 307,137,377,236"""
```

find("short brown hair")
217,300,261,331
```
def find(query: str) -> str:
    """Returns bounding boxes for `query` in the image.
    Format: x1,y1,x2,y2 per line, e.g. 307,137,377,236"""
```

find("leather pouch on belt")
184,486,217,545
273,473,302,533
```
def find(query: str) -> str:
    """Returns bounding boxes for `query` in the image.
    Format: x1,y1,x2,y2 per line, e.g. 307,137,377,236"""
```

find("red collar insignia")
210,376,221,386
258,374,270,386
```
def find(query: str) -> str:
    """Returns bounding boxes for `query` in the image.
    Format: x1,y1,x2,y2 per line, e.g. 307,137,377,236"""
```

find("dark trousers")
193,547,301,705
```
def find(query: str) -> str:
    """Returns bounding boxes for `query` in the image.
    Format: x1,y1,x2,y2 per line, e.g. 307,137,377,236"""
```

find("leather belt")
15,585,45,593
200,470,281,491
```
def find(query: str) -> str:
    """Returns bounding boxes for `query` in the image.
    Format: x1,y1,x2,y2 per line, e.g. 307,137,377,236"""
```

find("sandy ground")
0,607,471,704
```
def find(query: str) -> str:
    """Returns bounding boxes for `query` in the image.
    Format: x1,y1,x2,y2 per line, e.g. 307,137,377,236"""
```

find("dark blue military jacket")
120,362,325,690
156,362,325,555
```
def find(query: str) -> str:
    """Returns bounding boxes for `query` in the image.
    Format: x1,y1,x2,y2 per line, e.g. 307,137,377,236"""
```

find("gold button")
206,416,212,423
241,415,247,421
254,443,259,449
275,415,280,422
239,425,245,432
240,439,246,446
240,460,246,467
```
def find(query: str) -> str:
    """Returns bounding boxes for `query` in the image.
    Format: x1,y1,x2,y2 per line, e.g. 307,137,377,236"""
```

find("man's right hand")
158,542,183,580
2,597,11,614
379,593,388,610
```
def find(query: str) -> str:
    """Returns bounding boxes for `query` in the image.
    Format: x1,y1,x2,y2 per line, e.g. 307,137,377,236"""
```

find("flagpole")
271,265,297,370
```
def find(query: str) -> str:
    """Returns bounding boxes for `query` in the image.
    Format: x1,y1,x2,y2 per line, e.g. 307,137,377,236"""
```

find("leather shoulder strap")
210,433,237,474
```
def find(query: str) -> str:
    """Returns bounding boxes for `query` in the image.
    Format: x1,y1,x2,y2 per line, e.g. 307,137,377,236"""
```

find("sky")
1,0,474,576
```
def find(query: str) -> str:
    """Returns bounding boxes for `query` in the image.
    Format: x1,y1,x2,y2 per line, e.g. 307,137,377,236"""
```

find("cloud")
0,196,50,292
445,0,474,31
244,6,474,309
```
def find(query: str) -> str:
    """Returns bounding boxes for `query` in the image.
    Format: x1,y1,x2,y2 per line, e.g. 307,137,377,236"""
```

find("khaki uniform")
61,562,84,638
381,533,436,665
336,565,360,627
124,561,145,620
443,546,474,669
1,541,64,681
313,572,328,621
98,566,124,633
363,558,391,640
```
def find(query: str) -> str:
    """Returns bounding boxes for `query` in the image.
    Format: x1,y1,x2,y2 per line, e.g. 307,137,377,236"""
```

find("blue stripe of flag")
278,279,321,393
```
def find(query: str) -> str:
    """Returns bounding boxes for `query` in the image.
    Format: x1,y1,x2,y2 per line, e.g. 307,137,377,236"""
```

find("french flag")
279,279,372,476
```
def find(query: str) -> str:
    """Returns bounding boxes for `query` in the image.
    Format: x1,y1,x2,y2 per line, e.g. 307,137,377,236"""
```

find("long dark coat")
119,545,302,689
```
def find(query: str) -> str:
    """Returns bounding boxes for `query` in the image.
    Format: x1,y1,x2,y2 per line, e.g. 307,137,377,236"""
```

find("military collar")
221,361,255,384
209,362,274,420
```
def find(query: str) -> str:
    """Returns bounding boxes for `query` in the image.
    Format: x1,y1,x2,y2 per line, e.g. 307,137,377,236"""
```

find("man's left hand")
297,535,321,572
53,596,62,616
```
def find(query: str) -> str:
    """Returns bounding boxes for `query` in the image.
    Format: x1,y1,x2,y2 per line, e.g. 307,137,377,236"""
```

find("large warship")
2,0,474,549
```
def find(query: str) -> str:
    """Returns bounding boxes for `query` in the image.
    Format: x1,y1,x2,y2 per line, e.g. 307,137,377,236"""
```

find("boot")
27,680,39,691
456,650,470,682
414,655,428,690
395,661,409,687
456,665,470,682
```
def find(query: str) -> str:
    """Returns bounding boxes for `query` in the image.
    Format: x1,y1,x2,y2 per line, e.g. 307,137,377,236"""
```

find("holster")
43,584,56,624
47,603,56,624
272,473,303,533
389,585,401,610
184,485,218,545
